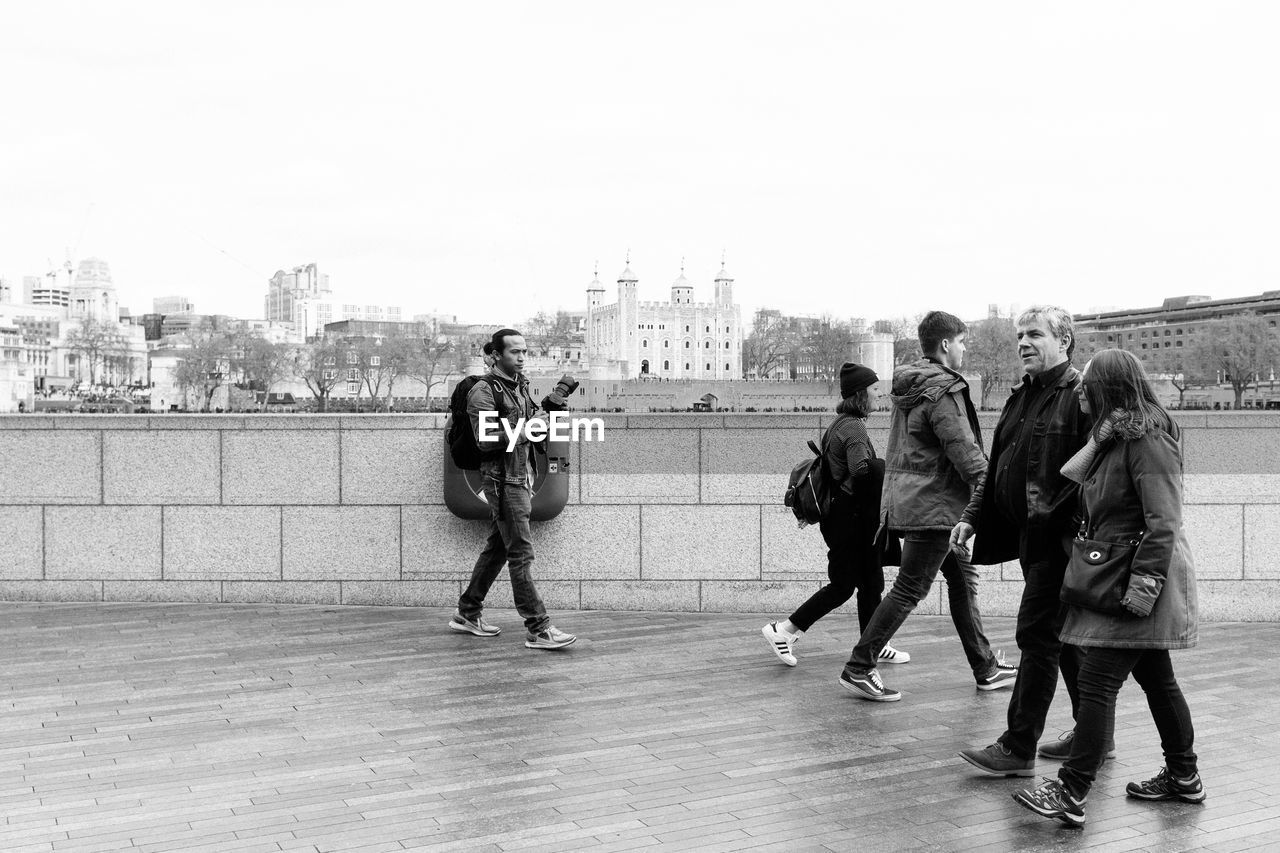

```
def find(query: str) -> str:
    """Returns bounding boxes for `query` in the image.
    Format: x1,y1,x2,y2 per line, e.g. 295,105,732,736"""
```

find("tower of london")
585,257,743,381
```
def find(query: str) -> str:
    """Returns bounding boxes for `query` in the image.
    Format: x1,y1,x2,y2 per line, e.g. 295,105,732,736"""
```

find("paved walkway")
1,603,1276,852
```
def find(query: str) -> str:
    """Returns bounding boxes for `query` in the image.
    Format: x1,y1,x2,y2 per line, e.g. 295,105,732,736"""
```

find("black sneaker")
1013,777,1087,827
976,650,1018,691
958,741,1035,777
1037,729,1116,761
1126,767,1206,803
838,667,901,702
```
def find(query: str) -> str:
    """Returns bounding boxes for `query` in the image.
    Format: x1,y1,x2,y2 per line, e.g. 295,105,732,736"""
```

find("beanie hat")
839,362,878,398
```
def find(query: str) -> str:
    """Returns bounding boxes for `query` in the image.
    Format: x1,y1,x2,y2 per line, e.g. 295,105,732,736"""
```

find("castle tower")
617,253,639,375
671,258,693,305
714,256,734,306
585,263,605,366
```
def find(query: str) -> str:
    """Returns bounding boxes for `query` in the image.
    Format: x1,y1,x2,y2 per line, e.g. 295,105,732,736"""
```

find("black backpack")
446,375,509,470
784,419,841,527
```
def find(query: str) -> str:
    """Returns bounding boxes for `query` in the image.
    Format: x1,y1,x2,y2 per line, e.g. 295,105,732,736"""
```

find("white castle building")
586,257,743,381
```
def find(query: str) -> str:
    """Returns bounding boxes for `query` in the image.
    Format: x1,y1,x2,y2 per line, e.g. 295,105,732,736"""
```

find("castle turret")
714,258,734,306
671,258,693,305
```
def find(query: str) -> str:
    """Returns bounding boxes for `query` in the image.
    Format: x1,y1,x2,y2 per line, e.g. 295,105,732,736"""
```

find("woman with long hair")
1014,348,1202,827
762,363,908,667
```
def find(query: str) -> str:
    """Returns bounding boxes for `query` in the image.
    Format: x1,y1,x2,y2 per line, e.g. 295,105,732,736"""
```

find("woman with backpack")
1013,349,1202,827
762,363,908,667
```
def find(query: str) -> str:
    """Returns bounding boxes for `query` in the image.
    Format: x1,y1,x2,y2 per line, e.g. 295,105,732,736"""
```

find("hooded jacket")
1059,417,1197,649
879,358,988,533
467,367,545,486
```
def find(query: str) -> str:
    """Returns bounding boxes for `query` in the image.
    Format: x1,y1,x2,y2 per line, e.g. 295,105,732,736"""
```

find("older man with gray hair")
953,305,1095,777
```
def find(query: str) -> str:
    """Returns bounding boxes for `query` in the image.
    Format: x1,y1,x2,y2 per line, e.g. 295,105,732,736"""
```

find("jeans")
997,534,1082,760
846,530,998,678
790,495,884,633
1058,647,1197,799
458,477,550,633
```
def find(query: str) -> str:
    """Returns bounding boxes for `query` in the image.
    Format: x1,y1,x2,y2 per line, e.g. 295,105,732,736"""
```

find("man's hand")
949,521,975,558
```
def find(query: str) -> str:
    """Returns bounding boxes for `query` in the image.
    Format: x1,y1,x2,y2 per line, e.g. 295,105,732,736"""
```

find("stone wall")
2,412,1278,619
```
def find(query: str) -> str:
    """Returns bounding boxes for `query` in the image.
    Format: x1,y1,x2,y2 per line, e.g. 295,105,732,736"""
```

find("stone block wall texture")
2,412,1279,620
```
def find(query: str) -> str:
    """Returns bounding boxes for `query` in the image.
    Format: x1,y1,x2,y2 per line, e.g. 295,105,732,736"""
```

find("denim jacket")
467,368,545,487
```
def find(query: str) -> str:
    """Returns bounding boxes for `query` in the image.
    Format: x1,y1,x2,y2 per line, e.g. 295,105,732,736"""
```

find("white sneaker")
525,626,576,650
878,643,910,664
761,622,798,666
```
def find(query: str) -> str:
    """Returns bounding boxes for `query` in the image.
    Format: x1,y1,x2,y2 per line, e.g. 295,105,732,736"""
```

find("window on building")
705,325,710,333
347,381,360,393
725,326,730,333
704,341,710,349
705,363,711,370
1176,340,1183,347
642,339,648,348
685,325,690,332
346,352,358,364
725,341,730,349
663,360,670,370
347,368,360,380
664,340,669,348
685,363,690,370
685,341,690,348
725,363,730,371
322,369,336,380
324,356,336,366
369,355,380,366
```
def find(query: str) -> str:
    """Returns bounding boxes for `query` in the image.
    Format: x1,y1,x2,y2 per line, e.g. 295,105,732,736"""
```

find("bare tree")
800,317,854,393
1188,312,1280,408
294,340,344,412
524,310,578,359
172,335,232,412
407,321,456,407
742,309,795,379
965,314,1022,409
64,316,128,387
232,333,292,411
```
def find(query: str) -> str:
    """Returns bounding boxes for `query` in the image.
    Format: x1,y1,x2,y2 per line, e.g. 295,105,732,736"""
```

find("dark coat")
962,364,1092,565
879,359,987,533
1060,419,1198,650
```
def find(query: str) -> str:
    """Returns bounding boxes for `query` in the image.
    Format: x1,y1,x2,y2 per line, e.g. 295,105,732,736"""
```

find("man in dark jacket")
448,329,578,650
839,311,1017,702
954,305,1094,776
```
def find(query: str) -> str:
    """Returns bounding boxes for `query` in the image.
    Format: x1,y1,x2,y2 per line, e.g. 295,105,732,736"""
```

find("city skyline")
5,3,1280,327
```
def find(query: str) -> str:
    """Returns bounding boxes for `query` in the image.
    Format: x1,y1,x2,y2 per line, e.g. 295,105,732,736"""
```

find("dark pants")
789,495,883,633
846,530,998,678
458,477,550,633
998,535,1082,760
1058,647,1197,799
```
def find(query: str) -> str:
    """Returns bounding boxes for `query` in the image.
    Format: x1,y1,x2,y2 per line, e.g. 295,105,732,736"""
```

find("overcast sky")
4,1,1279,328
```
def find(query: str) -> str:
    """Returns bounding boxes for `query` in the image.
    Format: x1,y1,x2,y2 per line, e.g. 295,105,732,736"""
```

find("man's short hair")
490,328,523,355
1017,305,1075,358
917,311,967,356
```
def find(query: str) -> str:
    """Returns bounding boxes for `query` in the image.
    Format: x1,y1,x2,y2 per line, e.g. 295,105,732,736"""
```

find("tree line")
742,308,1280,409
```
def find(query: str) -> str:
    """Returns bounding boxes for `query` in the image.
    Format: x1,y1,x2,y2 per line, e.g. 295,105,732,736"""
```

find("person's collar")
1035,359,1071,388
490,364,521,385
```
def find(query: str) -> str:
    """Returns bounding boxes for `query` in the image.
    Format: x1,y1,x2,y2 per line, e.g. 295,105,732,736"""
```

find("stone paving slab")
1,603,1276,851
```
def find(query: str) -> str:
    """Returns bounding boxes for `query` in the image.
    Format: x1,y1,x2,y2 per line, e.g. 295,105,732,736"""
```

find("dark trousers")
458,477,550,633
846,530,998,677
998,535,1082,760
789,496,883,633
1058,647,1197,799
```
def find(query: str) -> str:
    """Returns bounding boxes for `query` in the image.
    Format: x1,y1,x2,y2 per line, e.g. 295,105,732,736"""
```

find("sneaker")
1013,777,1086,827
1126,767,1206,803
877,643,910,664
1037,730,1117,761
448,612,501,637
761,622,798,666
525,626,577,650
958,741,1036,777
976,650,1018,691
838,667,901,702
